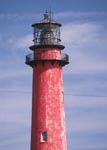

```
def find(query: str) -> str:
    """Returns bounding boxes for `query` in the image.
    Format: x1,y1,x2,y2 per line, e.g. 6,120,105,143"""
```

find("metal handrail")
61,53,69,63
26,52,69,64
26,53,34,62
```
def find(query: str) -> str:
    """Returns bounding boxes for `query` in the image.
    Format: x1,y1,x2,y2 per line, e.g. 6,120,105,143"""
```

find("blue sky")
0,0,107,150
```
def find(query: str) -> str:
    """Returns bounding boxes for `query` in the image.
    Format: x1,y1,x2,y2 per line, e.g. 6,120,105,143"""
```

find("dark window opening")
41,131,47,142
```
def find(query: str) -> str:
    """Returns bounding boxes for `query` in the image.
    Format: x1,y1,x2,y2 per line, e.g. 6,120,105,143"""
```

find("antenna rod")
48,0,53,20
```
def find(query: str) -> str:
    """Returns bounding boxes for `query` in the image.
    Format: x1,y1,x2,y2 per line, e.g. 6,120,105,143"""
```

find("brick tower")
26,11,69,150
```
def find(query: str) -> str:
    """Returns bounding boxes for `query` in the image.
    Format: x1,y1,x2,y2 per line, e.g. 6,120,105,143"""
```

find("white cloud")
0,10,107,150
65,96,107,134
3,20,107,78
65,95,107,109
68,117,107,133
62,22,107,74
0,68,31,79
8,19,106,76
55,11,107,19
14,34,33,49
3,12,106,76
62,22,99,45
0,13,41,21
5,34,33,50
0,11,107,22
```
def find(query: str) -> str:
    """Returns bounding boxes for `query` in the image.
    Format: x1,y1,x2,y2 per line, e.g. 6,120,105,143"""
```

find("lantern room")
32,11,62,46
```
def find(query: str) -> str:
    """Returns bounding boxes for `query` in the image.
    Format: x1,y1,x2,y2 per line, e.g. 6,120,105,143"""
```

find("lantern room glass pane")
33,24,61,45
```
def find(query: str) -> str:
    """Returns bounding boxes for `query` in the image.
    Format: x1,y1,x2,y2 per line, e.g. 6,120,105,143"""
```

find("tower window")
41,131,47,142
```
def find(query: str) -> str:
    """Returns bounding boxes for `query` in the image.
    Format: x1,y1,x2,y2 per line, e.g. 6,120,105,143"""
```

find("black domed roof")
32,11,62,27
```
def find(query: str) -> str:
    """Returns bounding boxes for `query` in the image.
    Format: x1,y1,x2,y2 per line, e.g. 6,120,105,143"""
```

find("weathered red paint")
30,47,67,150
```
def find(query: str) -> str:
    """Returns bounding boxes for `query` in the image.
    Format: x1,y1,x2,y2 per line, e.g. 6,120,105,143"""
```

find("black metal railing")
26,52,69,66
26,53,34,62
61,53,69,64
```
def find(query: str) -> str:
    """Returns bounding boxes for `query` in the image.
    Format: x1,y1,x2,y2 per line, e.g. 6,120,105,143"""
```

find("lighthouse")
26,11,69,150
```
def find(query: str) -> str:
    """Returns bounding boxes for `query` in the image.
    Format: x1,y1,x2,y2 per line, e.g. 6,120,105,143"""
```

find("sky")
0,0,107,150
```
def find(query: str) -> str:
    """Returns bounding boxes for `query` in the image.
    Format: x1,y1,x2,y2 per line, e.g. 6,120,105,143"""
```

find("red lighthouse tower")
26,11,69,150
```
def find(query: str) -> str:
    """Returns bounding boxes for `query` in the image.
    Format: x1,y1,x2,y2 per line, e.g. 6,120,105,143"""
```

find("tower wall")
31,48,67,150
